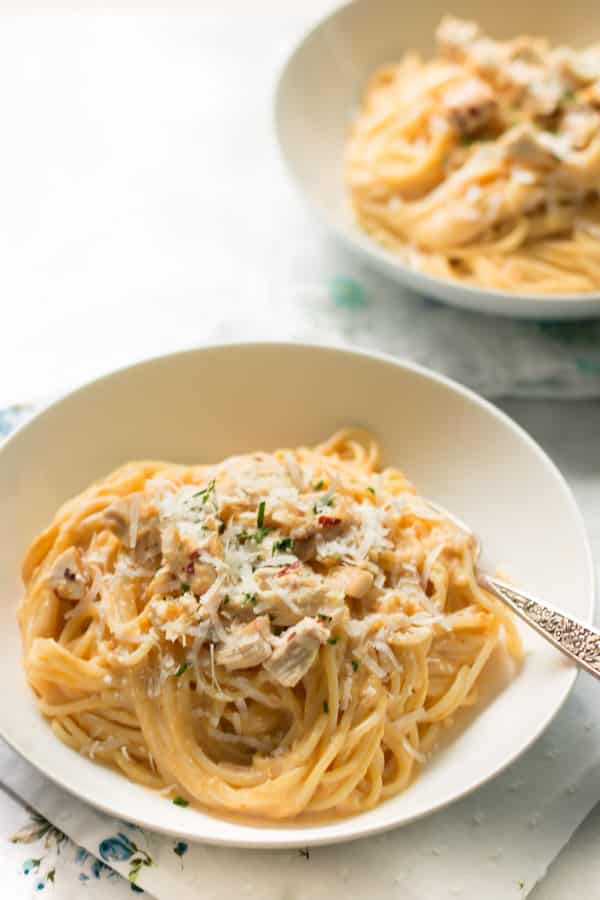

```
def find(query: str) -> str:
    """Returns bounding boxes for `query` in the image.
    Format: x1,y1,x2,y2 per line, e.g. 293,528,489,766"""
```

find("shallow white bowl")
0,343,593,847
275,0,600,319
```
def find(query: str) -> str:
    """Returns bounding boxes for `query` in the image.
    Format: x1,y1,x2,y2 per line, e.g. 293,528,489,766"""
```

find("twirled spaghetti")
345,18,600,293
19,430,520,821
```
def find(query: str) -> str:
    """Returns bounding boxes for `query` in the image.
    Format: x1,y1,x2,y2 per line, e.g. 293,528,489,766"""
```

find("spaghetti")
19,430,520,821
345,17,600,293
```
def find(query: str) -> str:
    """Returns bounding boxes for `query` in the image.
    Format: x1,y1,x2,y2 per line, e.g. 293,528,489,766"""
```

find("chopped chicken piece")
46,547,87,601
253,564,331,626
562,109,600,150
551,47,600,87
264,617,329,687
442,77,497,136
293,535,316,562
216,616,272,670
329,565,374,599
503,124,560,168
102,498,161,564
162,523,218,595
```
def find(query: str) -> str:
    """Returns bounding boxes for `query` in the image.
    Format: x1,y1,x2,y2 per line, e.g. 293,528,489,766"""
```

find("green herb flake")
272,537,293,555
243,593,257,607
313,479,325,491
257,500,266,529
367,486,376,496
238,527,271,545
327,637,339,645
175,661,190,678
223,595,230,606
323,700,329,714
314,490,335,515
173,796,189,807
180,582,190,593
317,612,332,622
192,480,216,504
351,658,359,672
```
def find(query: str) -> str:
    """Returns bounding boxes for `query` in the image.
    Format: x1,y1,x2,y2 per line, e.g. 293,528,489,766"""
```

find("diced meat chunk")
162,523,218,596
102,497,161,564
46,547,87,601
264,617,329,687
562,109,600,150
503,124,560,167
216,616,272,670
442,78,497,136
253,565,331,626
329,565,374,599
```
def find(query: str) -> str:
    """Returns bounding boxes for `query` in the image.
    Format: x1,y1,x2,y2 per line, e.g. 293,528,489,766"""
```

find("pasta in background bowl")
275,0,600,317
0,343,593,846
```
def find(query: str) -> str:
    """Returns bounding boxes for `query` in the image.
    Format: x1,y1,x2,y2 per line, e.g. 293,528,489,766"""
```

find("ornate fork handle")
481,574,600,680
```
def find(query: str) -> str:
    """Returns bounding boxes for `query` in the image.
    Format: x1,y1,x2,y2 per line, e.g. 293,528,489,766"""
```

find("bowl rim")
273,0,600,314
1,340,595,847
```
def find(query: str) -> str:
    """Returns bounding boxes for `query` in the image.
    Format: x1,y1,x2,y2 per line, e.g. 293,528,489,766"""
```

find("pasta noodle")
19,430,521,821
345,17,600,293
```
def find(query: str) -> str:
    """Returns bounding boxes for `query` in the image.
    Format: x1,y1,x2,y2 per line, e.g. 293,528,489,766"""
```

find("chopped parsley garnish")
257,500,266,529
175,661,190,677
222,595,230,605
243,592,257,606
351,658,359,672
173,796,189,807
238,527,271,545
323,700,329,713
313,490,335,515
327,636,339,645
272,537,293,555
367,486,376,496
180,582,190,593
313,479,325,491
192,480,216,504
317,612,332,622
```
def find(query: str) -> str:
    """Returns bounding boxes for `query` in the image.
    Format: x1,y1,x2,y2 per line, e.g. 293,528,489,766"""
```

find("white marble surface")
1,4,600,898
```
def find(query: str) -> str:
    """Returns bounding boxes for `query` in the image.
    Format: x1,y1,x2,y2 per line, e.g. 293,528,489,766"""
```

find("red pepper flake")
278,561,301,576
318,515,341,527
287,631,296,642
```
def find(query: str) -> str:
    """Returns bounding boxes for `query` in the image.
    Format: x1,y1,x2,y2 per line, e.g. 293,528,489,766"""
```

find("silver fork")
426,501,600,680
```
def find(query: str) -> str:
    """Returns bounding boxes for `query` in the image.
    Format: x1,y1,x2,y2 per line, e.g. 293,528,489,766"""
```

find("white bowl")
0,343,593,847
275,0,600,319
